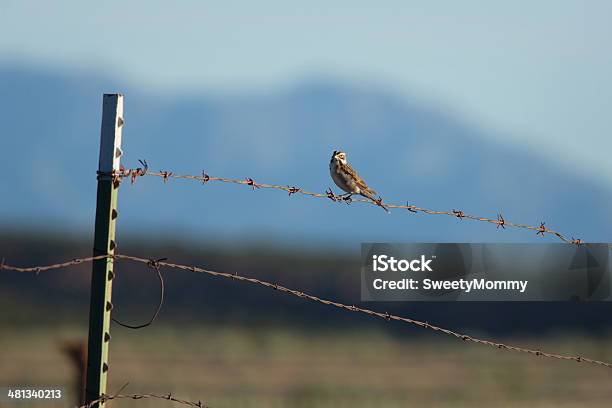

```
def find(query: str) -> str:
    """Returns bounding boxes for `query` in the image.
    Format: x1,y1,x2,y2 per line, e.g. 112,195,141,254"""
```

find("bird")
329,150,389,212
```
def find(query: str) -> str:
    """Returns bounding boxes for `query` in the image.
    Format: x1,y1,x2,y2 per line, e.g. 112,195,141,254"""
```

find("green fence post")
85,94,124,407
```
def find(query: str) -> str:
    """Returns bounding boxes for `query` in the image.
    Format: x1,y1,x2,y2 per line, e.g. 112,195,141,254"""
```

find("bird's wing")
343,162,377,195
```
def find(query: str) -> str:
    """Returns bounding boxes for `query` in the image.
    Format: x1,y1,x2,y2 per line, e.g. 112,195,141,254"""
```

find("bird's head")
332,150,347,164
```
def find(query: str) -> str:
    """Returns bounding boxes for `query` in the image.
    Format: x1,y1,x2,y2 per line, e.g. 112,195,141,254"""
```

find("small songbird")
329,150,389,212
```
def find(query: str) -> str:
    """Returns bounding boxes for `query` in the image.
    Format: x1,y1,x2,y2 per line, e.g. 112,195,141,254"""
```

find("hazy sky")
1,1,611,184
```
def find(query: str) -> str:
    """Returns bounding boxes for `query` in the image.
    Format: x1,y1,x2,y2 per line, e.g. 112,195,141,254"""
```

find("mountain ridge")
0,63,609,246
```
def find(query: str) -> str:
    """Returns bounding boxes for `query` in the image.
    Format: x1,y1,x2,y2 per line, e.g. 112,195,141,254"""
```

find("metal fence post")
85,94,123,407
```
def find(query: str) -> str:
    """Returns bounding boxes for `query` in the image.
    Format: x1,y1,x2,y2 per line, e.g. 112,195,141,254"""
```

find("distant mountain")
0,63,610,246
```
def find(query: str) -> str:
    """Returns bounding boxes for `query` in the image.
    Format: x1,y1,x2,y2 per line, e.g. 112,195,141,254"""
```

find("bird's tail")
361,190,390,213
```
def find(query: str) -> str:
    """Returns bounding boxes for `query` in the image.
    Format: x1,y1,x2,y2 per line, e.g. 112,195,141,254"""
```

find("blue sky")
1,1,611,185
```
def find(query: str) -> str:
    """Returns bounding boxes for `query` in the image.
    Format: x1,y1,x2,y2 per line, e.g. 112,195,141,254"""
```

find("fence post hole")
85,93,123,407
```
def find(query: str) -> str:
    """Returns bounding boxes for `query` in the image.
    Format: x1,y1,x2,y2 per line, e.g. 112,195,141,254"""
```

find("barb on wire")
287,186,301,196
160,171,173,183
325,187,338,202
3,254,612,369
130,159,148,184
374,196,390,212
453,209,465,219
537,222,546,236
496,213,506,229
571,238,584,246
115,164,582,244
245,177,259,189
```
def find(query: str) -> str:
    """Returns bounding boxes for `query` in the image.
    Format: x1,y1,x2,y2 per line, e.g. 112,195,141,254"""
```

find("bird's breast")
330,161,359,194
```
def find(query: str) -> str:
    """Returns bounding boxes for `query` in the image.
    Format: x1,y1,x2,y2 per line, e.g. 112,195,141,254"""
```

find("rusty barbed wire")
0,255,109,274
81,391,211,408
3,254,612,369
110,165,581,244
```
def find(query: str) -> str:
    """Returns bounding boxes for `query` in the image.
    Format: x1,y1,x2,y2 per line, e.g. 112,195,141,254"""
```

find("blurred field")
2,326,612,407
3,234,612,407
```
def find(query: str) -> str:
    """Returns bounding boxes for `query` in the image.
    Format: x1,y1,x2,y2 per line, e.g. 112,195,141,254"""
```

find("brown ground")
2,326,612,407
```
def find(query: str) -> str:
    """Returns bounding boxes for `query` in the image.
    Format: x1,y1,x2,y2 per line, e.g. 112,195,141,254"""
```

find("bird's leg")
340,193,353,203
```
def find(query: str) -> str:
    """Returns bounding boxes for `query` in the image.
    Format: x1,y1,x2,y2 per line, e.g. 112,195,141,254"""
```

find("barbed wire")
3,254,612,369
81,391,211,408
109,161,583,245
